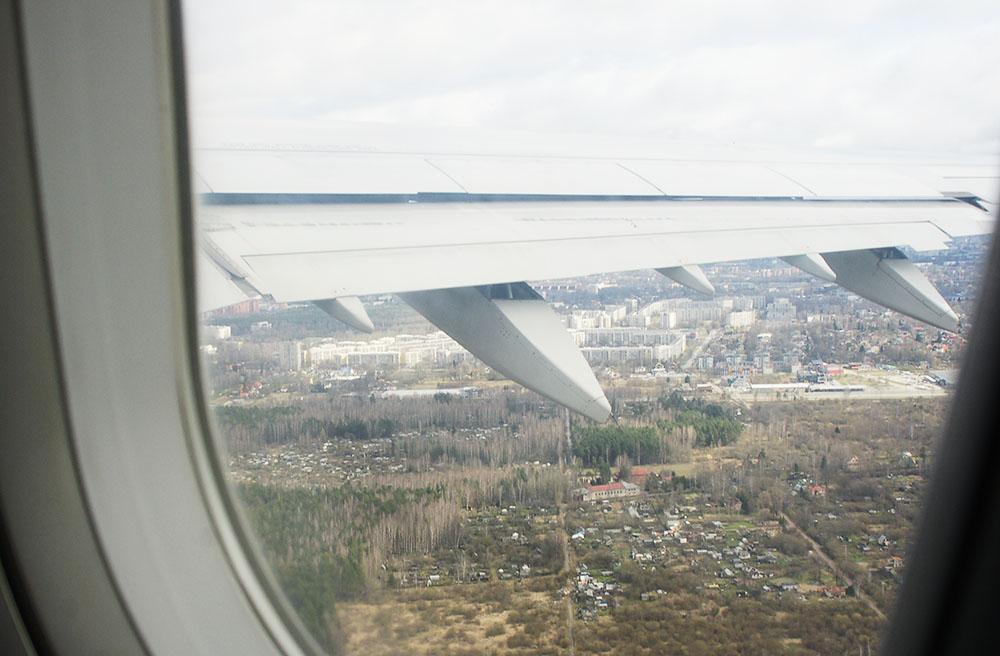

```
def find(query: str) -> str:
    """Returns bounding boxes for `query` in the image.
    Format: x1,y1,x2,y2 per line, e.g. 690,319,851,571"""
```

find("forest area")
238,464,571,651
215,392,565,462
216,386,950,654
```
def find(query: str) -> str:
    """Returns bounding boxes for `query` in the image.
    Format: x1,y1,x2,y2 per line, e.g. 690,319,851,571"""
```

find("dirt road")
558,507,575,655
780,511,887,621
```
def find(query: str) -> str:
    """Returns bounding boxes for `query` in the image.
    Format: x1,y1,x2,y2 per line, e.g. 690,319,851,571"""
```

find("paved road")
734,386,947,403
682,328,720,369
780,511,887,621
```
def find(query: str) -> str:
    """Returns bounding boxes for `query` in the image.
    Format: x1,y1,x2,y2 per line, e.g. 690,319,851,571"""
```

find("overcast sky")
183,1,1000,154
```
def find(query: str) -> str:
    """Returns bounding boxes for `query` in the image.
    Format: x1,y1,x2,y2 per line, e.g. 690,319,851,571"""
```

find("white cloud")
182,0,1000,152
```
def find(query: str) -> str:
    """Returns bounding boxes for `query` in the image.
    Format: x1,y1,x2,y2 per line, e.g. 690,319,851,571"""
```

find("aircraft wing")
194,123,996,421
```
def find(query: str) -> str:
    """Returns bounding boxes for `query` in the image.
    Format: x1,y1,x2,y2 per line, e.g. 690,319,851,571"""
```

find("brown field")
337,579,571,656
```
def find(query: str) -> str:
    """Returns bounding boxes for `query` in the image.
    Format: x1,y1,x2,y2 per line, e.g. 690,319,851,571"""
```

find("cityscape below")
201,239,985,655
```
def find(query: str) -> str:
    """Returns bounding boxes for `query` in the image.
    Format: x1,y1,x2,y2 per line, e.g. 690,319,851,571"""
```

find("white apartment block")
303,331,467,370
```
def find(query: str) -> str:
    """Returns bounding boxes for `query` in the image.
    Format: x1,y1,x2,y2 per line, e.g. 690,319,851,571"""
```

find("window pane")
184,3,999,653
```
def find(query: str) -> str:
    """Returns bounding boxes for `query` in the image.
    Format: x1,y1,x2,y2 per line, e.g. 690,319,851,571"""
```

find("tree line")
571,394,744,467
572,425,667,467
656,392,744,447
238,464,572,650
213,392,562,455
240,481,458,651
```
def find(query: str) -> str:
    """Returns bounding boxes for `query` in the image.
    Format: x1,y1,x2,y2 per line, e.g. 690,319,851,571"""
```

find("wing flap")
201,200,976,302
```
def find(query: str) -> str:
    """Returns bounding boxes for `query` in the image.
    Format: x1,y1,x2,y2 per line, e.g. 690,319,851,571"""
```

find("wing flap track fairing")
823,248,960,332
781,253,838,282
313,296,375,333
656,264,716,296
399,283,612,422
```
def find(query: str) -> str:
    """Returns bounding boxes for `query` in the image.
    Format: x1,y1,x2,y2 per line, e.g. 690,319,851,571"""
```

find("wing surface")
194,122,996,421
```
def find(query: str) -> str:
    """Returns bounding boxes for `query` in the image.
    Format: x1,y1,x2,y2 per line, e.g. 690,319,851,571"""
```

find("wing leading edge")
195,128,995,422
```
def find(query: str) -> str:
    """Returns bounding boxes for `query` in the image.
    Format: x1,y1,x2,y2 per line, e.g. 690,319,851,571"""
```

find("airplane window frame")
2,1,316,654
